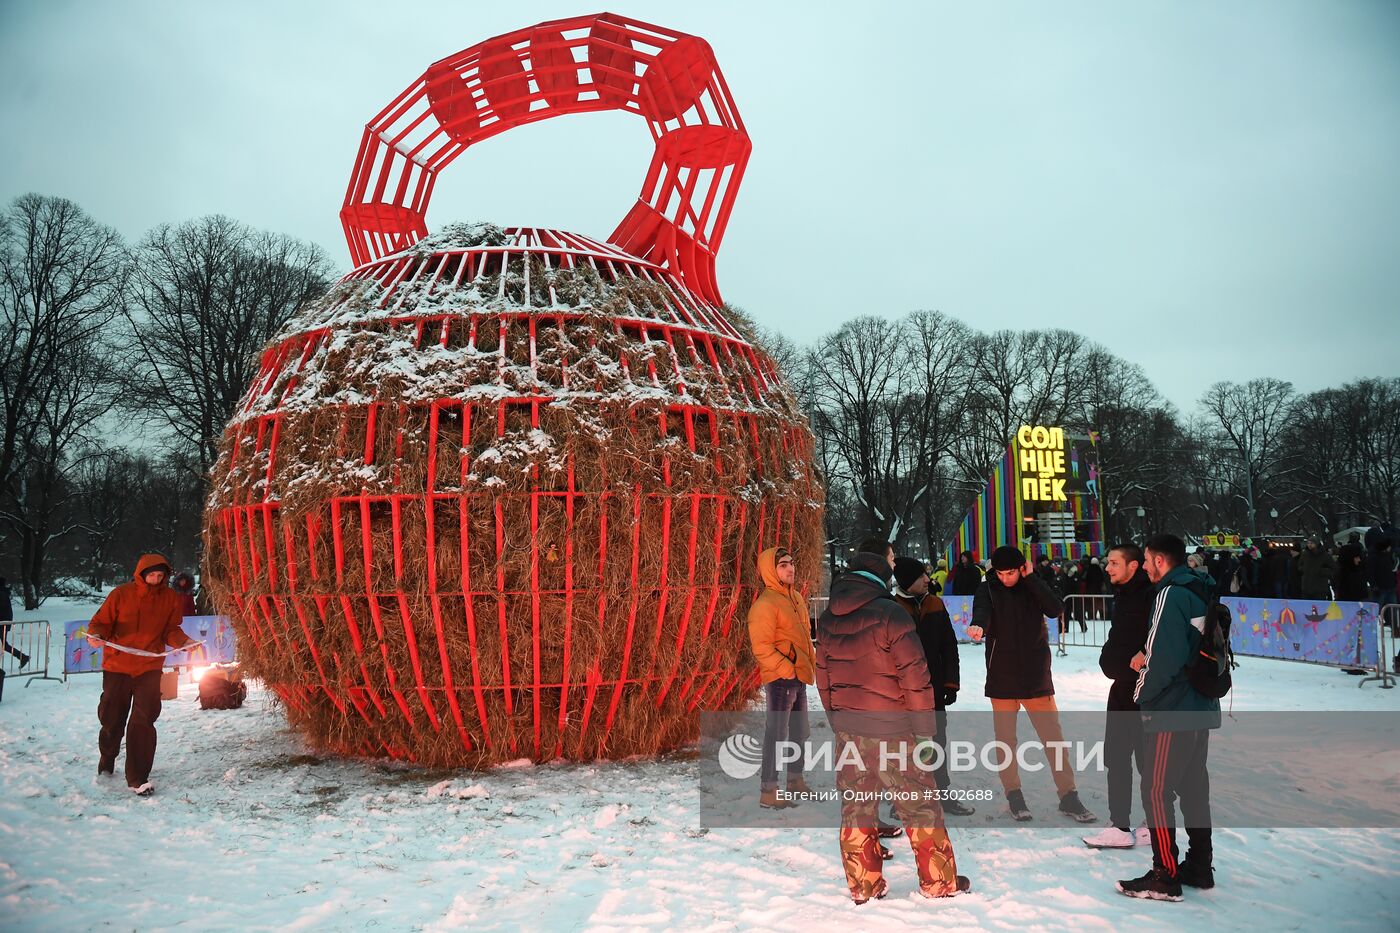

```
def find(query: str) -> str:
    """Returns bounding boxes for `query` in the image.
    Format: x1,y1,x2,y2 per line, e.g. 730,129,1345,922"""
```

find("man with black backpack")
1117,534,1224,902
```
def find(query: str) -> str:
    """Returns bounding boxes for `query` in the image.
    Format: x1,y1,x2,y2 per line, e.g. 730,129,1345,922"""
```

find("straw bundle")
202,224,824,767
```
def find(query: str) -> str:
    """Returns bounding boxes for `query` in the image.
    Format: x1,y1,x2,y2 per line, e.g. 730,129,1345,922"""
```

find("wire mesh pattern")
202,17,822,767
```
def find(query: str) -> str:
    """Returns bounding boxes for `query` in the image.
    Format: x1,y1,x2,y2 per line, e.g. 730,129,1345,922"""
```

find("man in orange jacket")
747,546,815,809
85,554,194,796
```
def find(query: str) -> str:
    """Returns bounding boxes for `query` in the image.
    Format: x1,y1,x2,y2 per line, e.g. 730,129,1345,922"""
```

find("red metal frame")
207,15,818,766
340,12,750,304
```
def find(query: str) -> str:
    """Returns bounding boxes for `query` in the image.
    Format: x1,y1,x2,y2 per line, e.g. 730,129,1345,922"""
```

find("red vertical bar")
426,403,440,494
718,499,748,638
557,461,576,757
657,492,701,703
530,488,542,756
460,495,493,752
367,595,414,725
331,499,346,585
495,497,516,752
291,598,346,714
397,594,440,731
602,485,643,737
391,496,404,582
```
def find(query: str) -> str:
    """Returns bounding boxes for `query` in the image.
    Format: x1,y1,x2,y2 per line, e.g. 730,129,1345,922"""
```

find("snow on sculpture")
201,13,824,766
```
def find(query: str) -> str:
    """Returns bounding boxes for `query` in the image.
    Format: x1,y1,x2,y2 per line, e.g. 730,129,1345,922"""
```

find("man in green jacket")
1116,534,1220,902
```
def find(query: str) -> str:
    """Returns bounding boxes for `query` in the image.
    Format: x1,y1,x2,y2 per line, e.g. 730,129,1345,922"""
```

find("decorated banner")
1201,533,1243,549
809,594,1380,667
1228,598,1380,668
63,616,238,676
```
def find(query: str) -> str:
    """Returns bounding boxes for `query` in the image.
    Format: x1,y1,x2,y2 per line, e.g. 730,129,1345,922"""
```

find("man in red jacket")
85,553,194,796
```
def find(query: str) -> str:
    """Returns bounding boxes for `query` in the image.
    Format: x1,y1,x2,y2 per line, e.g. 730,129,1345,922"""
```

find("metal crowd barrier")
0,619,60,687
1359,604,1397,690
1057,595,1113,654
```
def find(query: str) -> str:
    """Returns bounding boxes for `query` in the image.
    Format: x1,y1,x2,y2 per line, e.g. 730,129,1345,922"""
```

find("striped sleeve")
1134,586,1174,705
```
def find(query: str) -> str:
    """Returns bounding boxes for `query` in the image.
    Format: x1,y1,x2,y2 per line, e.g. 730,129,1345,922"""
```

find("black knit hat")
893,557,927,591
990,545,1026,571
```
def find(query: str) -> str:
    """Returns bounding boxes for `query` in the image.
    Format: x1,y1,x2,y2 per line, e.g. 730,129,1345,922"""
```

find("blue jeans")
760,678,809,791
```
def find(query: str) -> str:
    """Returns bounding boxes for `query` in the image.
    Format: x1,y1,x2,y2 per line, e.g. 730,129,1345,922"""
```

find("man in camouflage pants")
816,542,970,904
835,733,959,901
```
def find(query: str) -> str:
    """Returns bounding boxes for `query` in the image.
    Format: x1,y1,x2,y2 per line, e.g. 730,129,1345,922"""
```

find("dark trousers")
931,709,951,790
1,622,26,662
98,669,163,787
1141,727,1212,876
759,678,809,791
1105,706,1146,830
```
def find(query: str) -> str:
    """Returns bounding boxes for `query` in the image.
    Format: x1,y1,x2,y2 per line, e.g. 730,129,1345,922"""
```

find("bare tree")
122,215,335,479
1199,378,1296,536
901,311,974,554
805,316,908,538
1278,387,1357,534
71,446,140,587
0,195,127,607
0,194,126,497
955,329,1095,480
1072,352,1192,537
3,337,121,606
1336,378,1400,527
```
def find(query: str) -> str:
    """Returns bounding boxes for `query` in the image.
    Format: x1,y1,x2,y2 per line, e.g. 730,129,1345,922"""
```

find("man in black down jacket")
967,545,1095,823
891,556,973,816
817,548,970,903
1083,544,1152,849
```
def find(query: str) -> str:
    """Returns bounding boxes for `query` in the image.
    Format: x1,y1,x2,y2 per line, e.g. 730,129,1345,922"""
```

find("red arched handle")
340,12,750,304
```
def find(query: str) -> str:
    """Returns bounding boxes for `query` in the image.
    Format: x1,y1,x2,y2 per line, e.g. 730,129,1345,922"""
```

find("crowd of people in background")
936,535,1400,608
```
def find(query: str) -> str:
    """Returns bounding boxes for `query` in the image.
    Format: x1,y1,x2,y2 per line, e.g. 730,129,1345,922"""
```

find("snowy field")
3,597,1399,932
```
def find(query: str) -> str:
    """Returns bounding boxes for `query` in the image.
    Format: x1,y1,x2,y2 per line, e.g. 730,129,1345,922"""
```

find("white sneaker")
130,782,154,797
1083,826,1136,848
1135,825,1151,846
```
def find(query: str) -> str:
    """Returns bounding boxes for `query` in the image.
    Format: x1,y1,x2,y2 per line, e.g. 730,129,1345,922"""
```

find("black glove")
940,688,958,707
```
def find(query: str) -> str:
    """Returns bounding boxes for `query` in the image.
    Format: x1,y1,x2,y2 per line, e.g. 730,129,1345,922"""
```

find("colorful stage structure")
947,425,1105,564
201,13,823,767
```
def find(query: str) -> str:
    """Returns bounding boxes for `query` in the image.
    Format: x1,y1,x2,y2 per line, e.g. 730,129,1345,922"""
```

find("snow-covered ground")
2,597,1398,931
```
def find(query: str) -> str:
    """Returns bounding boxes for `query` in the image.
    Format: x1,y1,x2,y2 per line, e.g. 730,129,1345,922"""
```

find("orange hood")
133,553,172,585
757,547,803,608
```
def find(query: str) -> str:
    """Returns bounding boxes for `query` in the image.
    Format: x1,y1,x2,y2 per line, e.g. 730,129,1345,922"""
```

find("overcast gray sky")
3,0,1397,412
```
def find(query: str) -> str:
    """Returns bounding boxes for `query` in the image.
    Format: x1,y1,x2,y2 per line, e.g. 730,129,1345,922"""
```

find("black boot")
921,875,973,898
1116,867,1183,901
1058,790,1098,823
943,796,976,816
876,818,904,838
1007,788,1032,821
1177,856,1214,889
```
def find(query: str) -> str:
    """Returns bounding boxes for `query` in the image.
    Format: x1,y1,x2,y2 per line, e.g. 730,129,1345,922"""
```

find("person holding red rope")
1116,533,1220,901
